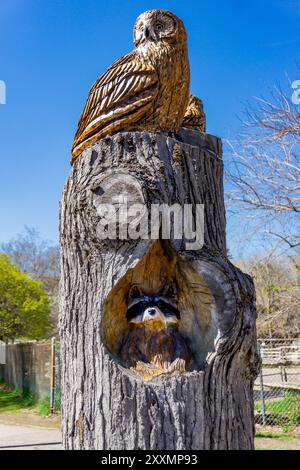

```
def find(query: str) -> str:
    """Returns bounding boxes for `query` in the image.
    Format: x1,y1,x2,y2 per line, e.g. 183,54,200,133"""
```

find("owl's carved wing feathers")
72,53,158,161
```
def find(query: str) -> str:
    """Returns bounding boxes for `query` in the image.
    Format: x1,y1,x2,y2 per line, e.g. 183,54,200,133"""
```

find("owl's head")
133,9,186,49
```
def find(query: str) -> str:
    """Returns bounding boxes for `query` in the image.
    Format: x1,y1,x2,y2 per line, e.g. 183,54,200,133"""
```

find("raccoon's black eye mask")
126,298,180,322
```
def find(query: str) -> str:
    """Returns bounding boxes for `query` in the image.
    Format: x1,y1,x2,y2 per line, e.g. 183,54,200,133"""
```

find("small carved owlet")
182,95,206,133
71,9,191,163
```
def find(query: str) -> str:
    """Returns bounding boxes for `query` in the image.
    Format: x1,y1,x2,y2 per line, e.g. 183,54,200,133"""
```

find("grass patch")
255,391,300,425
37,397,51,416
0,382,52,416
255,431,300,440
0,383,36,412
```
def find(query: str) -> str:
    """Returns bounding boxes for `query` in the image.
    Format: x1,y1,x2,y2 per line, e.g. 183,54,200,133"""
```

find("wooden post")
49,337,56,414
59,129,259,449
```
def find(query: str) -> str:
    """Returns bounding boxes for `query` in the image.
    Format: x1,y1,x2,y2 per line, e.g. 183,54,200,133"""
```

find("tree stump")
59,129,259,450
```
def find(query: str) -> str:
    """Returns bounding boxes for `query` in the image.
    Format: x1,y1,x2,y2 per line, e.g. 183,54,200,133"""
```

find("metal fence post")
282,366,287,383
258,342,267,426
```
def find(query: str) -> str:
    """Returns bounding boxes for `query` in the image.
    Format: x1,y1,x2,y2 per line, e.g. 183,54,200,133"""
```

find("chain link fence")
254,338,300,428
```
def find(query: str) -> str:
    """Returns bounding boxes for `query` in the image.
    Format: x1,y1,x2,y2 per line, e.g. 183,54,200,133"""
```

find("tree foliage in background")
226,71,300,252
225,69,300,338
0,254,53,341
240,255,300,338
1,227,60,326
1,226,60,279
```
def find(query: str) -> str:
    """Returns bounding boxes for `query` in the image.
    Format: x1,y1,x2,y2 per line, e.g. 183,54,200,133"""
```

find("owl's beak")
141,25,157,43
135,24,157,47
144,27,150,39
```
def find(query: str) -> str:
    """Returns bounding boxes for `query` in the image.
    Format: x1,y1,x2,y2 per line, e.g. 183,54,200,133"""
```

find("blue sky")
0,0,299,255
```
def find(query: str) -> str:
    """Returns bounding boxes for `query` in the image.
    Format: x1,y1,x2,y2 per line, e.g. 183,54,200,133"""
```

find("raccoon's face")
127,283,180,325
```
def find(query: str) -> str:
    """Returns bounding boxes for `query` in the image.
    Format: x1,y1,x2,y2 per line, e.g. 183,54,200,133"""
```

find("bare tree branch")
226,72,300,252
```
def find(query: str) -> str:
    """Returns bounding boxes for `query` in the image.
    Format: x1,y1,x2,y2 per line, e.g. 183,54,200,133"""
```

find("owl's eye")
155,22,164,32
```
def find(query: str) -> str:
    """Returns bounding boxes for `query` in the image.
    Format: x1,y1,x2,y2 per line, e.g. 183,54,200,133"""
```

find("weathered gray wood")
59,129,259,450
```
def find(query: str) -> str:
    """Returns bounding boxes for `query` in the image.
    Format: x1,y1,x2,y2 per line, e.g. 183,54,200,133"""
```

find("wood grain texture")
60,129,259,449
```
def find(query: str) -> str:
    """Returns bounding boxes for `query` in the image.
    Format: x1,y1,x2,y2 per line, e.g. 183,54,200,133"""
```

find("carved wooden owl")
71,9,190,163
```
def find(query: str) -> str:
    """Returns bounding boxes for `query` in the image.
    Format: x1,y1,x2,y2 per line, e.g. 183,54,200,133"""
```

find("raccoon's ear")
160,282,177,299
128,285,143,300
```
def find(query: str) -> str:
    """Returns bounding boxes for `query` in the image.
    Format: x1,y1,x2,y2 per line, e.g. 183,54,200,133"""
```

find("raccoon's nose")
148,308,156,316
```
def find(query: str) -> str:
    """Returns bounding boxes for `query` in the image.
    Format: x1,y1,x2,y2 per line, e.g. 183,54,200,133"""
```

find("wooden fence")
0,339,60,408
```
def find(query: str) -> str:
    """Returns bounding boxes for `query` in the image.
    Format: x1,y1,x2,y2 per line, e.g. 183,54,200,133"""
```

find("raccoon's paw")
133,361,155,372
132,361,161,379
152,354,170,371
168,358,186,373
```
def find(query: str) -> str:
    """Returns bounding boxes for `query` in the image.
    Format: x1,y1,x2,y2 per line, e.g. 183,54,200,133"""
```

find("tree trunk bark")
59,129,259,450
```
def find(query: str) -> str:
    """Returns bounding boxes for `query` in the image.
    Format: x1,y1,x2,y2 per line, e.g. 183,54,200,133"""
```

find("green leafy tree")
1,227,60,327
0,254,53,341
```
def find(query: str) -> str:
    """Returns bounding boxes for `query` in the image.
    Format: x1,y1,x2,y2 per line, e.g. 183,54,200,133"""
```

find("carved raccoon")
120,283,191,375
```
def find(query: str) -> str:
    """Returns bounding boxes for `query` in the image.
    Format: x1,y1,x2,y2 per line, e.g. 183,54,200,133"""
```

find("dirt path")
0,410,299,450
255,437,300,450
0,409,60,428
0,423,61,450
